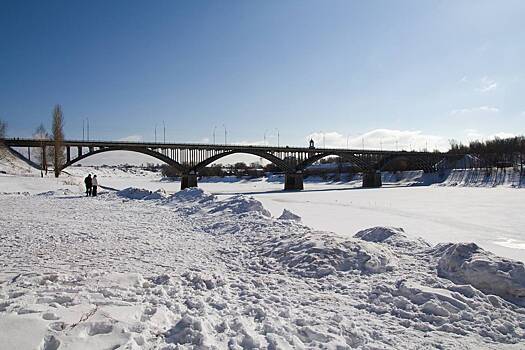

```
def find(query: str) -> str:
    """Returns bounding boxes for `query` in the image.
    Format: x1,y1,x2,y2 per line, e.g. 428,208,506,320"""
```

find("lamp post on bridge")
223,124,227,144
264,129,268,146
275,128,280,147
213,126,217,144
154,124,157,143
163,121,166,143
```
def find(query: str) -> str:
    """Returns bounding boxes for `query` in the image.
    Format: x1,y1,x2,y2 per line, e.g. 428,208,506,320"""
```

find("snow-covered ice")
1,186,525,349
2,151,525,348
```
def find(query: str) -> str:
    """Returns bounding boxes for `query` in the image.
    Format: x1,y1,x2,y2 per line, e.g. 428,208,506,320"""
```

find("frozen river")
2,172,524,261
79,175,525,262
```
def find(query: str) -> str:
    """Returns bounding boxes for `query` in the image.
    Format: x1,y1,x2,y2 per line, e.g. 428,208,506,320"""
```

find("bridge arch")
191,150,294,173
296,152,371,172
61,147,187,173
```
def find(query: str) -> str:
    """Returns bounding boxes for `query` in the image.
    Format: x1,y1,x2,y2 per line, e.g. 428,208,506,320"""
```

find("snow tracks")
0,188,524,349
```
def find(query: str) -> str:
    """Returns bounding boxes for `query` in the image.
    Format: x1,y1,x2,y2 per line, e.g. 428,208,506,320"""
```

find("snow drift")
2,187,525,348
432,242,525,305
117,187,167,200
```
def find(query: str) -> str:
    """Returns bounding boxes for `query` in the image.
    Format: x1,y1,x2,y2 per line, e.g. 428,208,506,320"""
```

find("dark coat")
84,176,92,187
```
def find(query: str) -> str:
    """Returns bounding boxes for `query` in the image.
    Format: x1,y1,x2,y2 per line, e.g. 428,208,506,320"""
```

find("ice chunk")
278,209,301,222
209,195,271,217
433,242,525,305
258,232,394,277
116,187,166,200
354,226,430,250
168,187,215,203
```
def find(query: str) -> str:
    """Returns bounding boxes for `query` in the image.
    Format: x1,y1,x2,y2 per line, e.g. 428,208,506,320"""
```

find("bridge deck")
1,138,443,156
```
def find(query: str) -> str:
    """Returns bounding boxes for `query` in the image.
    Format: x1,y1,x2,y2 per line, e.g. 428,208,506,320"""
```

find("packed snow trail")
0,189,525,349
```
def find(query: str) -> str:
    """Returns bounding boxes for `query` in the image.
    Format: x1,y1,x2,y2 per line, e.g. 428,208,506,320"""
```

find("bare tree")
0,119,6,139
0,119,7,160
51,105,65,177
32,123,50,168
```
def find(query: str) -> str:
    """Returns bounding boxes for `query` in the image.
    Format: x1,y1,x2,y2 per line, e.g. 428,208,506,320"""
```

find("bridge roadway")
1,138,458,190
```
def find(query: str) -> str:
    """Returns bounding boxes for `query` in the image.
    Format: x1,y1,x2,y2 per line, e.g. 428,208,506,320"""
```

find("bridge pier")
362,171,382,188
181,174,198,190
284,172,304,190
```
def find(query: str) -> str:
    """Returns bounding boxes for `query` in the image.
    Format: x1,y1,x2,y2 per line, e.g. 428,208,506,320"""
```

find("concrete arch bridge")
1,138,459,190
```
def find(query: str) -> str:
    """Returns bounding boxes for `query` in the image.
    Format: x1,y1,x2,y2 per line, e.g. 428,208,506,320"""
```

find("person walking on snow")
92,175,98,197
84,174,92,196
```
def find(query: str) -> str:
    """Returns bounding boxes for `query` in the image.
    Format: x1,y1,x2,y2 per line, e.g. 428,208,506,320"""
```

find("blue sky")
1,0,524,151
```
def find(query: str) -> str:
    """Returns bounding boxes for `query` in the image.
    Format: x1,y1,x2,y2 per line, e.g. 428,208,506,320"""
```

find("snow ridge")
1,188,525,349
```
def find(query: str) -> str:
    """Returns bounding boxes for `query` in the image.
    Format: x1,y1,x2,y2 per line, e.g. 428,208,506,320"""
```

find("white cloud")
117,135,143,142
463,129,516,142
490,132,515,139
465,129,483,140
476,76,498,93
450,106,499,115
459,76,468,83
306,129,448,151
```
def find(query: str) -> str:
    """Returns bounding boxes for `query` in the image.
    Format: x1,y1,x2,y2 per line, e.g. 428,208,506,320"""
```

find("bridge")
1,138,460,190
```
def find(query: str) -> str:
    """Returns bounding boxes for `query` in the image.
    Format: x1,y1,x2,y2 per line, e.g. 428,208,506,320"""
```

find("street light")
264,129,268,146
154,124,157,143
274,128,280,147
163,120,166,143
213,126,217,144
223,124,227,144
346,134,350,149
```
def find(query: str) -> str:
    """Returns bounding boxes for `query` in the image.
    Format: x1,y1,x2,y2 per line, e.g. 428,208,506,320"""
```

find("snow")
432,243,525,305
277,209,302,222
117,187,168,200
2,150,525,348
1,189,525,348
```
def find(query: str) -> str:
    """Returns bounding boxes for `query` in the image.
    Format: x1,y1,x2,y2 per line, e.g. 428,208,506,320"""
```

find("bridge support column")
181,174,198,190
363,171,382,188
284,172,304,190
42,146,47,172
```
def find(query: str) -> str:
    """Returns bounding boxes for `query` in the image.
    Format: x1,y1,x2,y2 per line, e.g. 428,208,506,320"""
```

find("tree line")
449,136,525,171
0,105,65,177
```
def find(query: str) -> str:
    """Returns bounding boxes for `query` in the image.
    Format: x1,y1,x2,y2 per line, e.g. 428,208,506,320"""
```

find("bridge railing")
0,137,451,156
